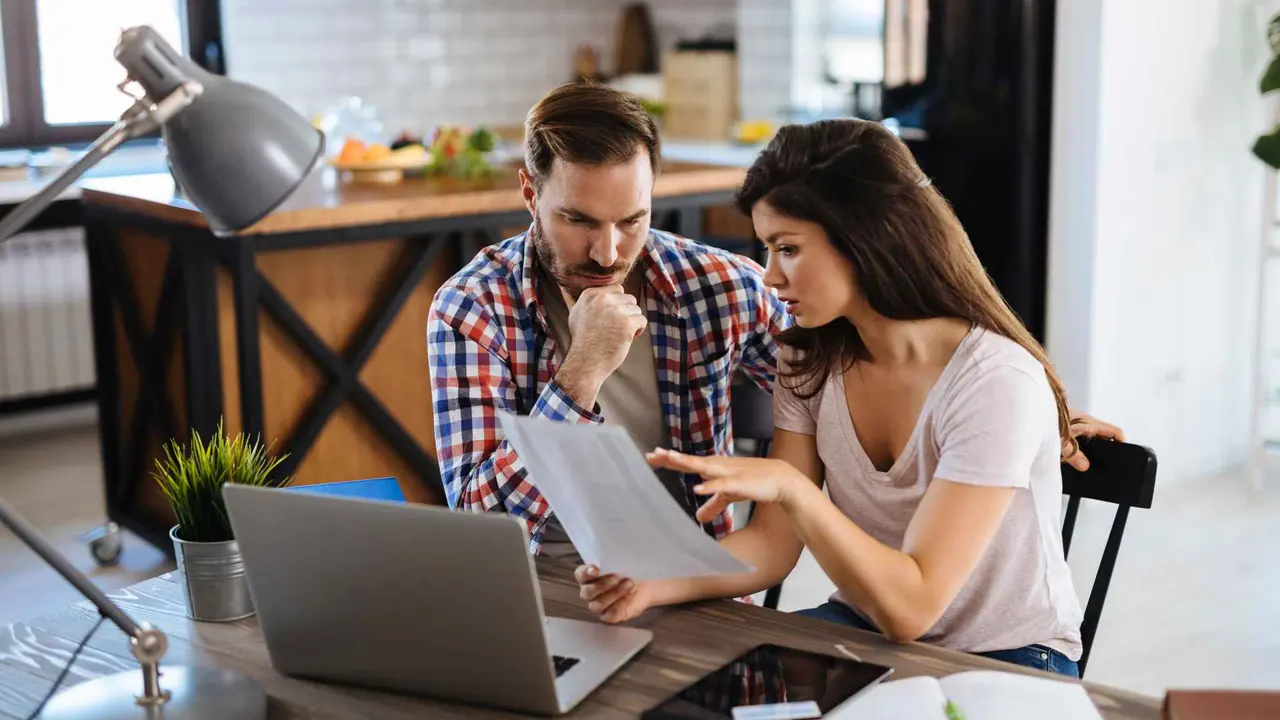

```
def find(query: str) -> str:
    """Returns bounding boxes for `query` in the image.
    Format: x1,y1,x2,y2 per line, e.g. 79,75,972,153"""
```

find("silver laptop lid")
222,484,561,712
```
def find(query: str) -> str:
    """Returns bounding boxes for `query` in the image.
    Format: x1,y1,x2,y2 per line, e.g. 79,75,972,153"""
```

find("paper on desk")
497,411,753,581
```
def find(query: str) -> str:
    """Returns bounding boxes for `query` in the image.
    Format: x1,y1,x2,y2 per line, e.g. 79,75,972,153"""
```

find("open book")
833,671,1102,720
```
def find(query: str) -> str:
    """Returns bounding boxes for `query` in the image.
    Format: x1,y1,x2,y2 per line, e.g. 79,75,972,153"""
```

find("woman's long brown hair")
737,119,1077,455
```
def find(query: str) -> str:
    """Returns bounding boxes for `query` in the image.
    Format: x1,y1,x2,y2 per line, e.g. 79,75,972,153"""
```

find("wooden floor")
0,422,172,628
1,420,1278,700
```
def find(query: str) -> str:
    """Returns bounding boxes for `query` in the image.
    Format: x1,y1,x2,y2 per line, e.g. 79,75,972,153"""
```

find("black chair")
1059,437,1158,677
729,377,783,609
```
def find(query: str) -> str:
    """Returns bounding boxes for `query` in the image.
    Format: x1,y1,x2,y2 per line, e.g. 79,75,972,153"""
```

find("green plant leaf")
1263,56,1280,94
1254,128,1280,169
152,419,290,543
467,127,497,153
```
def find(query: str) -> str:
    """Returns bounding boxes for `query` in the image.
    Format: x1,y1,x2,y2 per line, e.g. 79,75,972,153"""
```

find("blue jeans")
796,602,1080,678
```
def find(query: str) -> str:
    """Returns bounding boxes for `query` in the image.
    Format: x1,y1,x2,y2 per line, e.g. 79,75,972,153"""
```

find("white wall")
1048,0,1278,482
221,0,736,136
737,0,795,123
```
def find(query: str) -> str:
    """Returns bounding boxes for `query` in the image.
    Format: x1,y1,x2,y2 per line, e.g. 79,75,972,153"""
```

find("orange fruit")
337,138,367,164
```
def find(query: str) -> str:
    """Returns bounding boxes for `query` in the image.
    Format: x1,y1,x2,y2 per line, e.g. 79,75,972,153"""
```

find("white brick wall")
223,0,737,137
736,0,794,123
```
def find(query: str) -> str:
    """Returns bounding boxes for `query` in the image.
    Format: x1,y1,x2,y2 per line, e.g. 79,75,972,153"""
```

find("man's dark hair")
524,81,661,187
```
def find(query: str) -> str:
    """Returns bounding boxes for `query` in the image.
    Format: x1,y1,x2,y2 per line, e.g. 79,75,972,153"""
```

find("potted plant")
154,422,288,622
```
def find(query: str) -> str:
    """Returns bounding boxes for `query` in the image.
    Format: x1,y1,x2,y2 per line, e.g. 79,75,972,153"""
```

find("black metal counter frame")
82,190,737,553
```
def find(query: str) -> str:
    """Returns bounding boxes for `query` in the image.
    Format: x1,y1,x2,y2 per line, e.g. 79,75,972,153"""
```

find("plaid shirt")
428,228,789,552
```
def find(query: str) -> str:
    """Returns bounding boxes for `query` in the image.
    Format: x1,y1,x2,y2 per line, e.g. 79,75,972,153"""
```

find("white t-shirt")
772,326,1083,659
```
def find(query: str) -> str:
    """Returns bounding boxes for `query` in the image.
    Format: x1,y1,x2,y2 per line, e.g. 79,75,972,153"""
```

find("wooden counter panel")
136,433,176,532
216,266,242,439
297,402,438,504
704,203,754,240
251,237,448,503
113,314,138,459
358,249,452,463
258,309,326,470
258,240,407,355
114,230,184,534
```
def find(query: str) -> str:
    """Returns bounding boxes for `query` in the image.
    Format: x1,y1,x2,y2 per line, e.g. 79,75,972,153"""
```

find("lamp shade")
114,26,324,235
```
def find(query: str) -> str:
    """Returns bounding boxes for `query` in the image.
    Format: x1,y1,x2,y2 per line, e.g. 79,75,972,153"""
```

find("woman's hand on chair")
1063,409,1126,471
646,448,816,522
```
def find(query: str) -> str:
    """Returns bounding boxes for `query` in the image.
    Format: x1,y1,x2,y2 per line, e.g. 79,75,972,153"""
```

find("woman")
575,119,1123,678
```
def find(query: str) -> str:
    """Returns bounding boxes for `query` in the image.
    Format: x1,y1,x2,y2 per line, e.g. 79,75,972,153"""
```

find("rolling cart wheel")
84,523,123,566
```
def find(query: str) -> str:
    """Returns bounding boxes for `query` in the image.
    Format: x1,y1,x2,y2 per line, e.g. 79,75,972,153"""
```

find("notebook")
833,670,1103,720
280,476,406,503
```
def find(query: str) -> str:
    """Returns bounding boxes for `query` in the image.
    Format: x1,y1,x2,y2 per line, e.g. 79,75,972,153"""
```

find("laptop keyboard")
552,655,580,677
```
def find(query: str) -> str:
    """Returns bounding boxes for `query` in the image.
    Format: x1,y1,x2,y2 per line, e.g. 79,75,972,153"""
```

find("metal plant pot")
169,525,254,622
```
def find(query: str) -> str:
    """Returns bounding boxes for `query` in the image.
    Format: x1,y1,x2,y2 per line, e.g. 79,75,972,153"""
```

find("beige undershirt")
535,270,684,560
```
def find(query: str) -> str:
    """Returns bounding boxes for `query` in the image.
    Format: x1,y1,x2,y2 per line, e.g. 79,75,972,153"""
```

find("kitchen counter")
79,159,748,553
82,159,745,236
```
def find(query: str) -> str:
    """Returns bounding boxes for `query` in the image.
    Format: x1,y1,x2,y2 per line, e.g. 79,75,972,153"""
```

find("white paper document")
497,411,753,581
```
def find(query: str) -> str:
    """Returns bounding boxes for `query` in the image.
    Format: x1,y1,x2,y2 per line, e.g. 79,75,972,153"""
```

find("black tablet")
642,644,893,719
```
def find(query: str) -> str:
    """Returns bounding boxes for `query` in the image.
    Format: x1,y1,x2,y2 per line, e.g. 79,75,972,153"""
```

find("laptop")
222,484,653,716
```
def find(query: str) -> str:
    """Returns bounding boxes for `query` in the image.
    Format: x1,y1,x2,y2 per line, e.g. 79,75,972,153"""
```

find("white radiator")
0,229,96,402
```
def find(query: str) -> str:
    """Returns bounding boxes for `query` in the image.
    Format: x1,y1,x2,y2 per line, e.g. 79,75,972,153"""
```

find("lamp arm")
0,115,143,244
0,80,203,245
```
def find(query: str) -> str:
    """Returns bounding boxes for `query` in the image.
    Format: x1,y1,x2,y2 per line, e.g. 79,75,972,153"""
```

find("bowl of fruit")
330,136,428,185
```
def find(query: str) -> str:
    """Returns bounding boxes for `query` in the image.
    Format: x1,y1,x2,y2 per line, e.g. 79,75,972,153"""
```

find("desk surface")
0,563,1161,719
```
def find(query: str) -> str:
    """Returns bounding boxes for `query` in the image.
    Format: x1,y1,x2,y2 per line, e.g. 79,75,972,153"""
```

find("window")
0,0,223,148
792,0,888,119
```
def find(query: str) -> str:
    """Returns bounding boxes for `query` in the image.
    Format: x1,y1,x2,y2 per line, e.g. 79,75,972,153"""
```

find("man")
428,82,1120,559
428,82,785,557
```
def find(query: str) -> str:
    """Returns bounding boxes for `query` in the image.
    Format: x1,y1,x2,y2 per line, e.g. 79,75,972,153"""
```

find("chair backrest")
281,476,406,503
1060,438,1158,676
730,378,785,609
731,375,774,447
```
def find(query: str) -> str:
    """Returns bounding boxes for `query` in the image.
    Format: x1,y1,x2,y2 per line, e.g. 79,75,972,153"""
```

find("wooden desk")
0,562,1161,719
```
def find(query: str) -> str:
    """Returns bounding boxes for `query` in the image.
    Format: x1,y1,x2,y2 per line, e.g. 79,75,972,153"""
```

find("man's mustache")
571,264,618,277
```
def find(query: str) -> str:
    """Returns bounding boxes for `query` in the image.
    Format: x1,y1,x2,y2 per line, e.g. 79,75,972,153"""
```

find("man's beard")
530,215,639,299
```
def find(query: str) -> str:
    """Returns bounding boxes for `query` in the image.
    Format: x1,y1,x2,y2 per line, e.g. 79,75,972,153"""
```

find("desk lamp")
0,25,323,242
0,24,323,719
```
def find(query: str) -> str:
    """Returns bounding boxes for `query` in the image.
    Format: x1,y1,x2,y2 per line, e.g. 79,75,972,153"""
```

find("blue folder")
281,476,406,503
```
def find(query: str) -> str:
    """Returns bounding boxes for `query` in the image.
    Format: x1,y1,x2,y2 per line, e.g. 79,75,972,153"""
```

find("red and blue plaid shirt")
428,228,789,552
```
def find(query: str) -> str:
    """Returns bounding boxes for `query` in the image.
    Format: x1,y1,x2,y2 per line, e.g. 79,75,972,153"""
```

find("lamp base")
36,665,267,720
